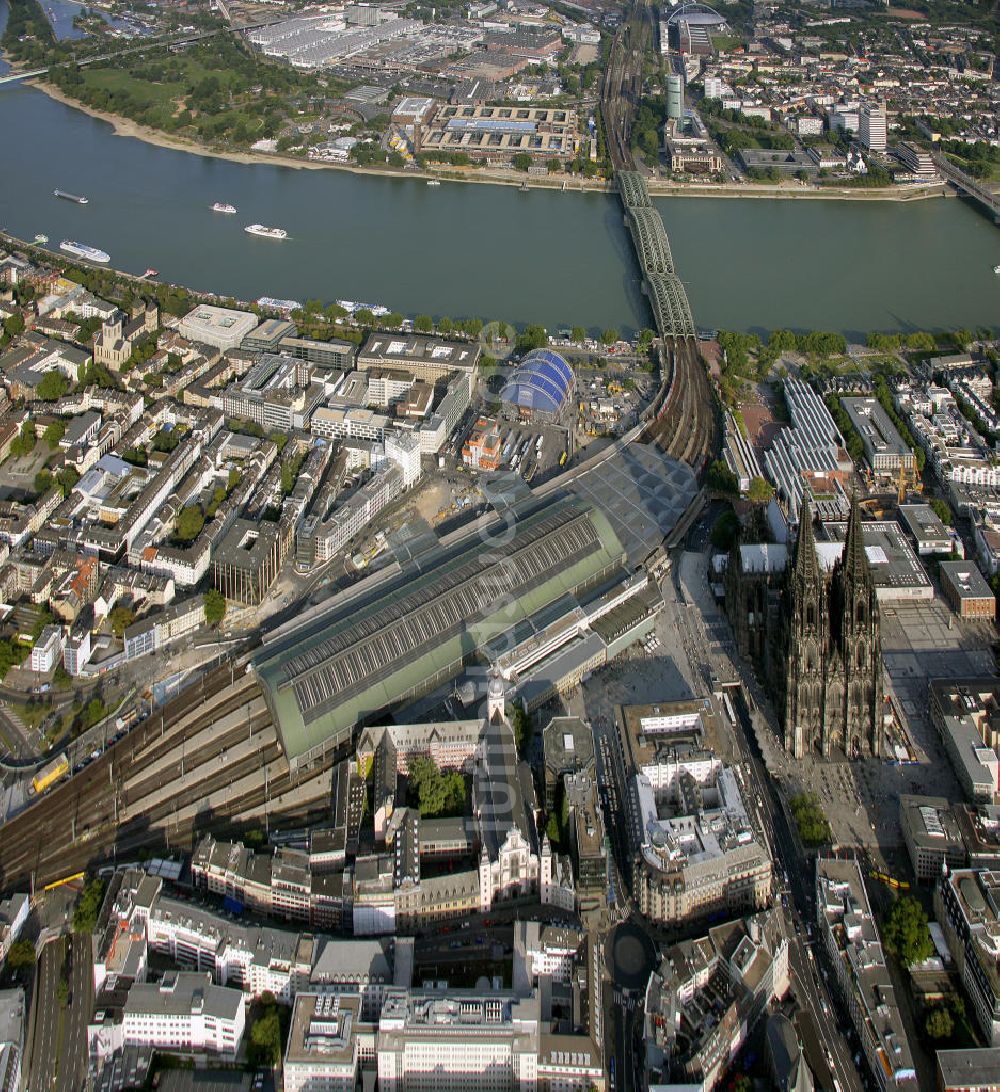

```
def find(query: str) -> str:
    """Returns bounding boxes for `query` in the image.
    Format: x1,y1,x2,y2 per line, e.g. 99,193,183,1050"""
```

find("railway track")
0,665,337,891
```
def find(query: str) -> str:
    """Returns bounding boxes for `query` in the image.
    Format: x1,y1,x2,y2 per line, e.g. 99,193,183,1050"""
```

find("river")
1,0,998,336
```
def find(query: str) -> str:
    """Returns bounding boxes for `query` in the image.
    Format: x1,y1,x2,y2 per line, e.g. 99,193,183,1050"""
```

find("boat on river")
245,224,287,239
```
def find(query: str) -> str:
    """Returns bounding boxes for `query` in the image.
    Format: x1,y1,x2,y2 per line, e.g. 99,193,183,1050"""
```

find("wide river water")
1,0,998,335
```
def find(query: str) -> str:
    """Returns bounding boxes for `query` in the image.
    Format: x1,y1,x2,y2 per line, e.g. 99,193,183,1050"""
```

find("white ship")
212,202,238,214
245,224,287,239
336,299,390,316
257,296,301,312
426,179,441,186
59,239,110,263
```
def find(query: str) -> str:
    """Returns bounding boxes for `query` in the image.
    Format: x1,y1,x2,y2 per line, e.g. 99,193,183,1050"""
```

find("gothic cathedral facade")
727,495,883,760
782,497,883,758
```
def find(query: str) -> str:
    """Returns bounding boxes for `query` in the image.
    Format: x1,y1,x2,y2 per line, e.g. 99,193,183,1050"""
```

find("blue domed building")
498,348,575,425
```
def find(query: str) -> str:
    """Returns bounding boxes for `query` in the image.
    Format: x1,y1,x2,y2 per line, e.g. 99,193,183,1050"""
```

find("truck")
31,753,70,796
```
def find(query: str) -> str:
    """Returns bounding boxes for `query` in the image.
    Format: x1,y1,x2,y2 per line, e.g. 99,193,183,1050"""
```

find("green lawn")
79,67,180,107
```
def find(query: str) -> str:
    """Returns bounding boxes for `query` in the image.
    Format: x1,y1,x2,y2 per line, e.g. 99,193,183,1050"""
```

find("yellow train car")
31,753,69,796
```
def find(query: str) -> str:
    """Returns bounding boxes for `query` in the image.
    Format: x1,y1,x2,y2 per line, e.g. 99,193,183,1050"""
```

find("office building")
178,306,259,353
30,625,63,673
357,334,480,383
895,141,936,180
940,561,996,620
897,503,955,557
841,397,917,489
113,972,245,1058
898,795,966,882
859,103,887,152
930,679,1000,805
936,870,1000,1045
211,520,285,606
937,1048,1000,1091
283,994,363,1092
666,73,684,120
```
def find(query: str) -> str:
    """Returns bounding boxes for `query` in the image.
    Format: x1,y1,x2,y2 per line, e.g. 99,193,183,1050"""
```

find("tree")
57,976,69,1006
707,459,739,496
248,1002,282,1067
767,329,798,353
789,792,831,847
36,371,70,401
571,326,587,343
204,588,226,628
44,420,66,449
545,810,561,847
928,497,953,526
34,469,54,495
407,756,466,817
924,1006,954,1040
72,878,106,933
9,422,36,458
905,331,936,352
5,939,35,970
547,157,561,173
709,509,739,551
882,895,934,967
512,152,532,172
511,704,533,756
600,328,619,346
354,308,374,327
748,476,774,505
174,504,205,544
2,313,24,338
517,325,548,352
414,315,433,333
437,316,453,335
109,606,134,638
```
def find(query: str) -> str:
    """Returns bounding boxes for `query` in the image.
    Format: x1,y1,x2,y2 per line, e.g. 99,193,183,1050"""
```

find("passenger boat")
212,202,237,214
245,224,287,239
59,239,110,263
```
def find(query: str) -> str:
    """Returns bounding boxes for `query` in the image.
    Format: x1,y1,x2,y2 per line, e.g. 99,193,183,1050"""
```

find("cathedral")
725,494,883,760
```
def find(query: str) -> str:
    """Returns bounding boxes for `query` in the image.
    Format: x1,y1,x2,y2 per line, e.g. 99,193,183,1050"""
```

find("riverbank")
31,79,951,203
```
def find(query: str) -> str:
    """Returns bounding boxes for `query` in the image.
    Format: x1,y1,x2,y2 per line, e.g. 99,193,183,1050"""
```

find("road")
28,939,61,1092
666,549,863,1090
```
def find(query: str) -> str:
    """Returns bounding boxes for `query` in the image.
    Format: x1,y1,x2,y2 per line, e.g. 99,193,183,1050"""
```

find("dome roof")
499,349,574,415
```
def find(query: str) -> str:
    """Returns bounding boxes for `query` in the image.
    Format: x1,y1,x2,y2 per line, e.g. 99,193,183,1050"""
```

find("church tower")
829,494,882,757
784,501,827,759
